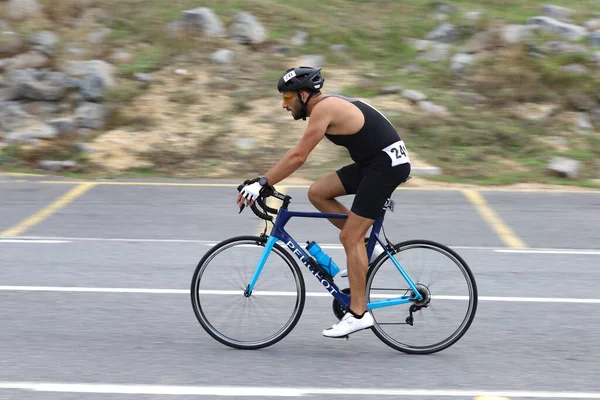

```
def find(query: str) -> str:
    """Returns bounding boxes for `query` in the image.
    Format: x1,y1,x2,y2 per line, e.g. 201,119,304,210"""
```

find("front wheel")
366,240,478,354
191,236,306,350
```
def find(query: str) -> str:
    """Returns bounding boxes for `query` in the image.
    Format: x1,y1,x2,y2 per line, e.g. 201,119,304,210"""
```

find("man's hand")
237,181,263,208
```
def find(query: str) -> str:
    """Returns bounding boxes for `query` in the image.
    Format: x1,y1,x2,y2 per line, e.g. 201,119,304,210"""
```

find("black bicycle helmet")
277,66,325,93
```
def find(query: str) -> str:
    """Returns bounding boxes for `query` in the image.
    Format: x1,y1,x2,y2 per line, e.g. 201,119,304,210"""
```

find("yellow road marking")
0,172,43,176
34,180,599,193
39,181,239,187
0,178,596,193
462,189,527,249
0,183,97,237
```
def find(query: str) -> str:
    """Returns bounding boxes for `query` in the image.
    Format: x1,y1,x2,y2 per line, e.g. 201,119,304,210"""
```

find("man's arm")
263,102,332,185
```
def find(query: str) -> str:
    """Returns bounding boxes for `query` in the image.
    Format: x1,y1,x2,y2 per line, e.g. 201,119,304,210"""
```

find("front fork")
244,235,278,297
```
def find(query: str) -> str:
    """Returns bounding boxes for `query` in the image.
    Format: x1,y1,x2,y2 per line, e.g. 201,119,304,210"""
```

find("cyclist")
237,66,411,338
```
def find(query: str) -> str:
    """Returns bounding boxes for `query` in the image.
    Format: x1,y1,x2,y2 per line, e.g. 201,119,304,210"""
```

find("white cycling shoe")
323,311,374,338
339,242,385,278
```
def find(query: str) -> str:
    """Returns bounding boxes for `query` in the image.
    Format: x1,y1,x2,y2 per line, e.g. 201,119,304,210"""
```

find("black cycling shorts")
336,151,411,220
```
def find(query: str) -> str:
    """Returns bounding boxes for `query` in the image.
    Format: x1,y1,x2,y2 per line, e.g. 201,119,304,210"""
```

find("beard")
290,105,304,120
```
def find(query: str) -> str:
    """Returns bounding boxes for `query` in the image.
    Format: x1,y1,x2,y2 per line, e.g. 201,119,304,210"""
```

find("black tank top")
323,95,401,163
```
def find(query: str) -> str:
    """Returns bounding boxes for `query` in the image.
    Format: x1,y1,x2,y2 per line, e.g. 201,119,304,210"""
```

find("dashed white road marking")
2,236,600,256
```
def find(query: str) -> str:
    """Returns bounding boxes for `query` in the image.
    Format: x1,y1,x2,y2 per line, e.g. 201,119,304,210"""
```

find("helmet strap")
297,91,315,121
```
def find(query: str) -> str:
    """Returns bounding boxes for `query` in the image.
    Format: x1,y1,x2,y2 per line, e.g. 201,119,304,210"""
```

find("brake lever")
237,183,246,213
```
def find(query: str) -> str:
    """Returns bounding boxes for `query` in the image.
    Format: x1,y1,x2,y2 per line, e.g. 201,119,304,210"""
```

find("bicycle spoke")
235,262,248,290
367,240,477,354
191,237,306,350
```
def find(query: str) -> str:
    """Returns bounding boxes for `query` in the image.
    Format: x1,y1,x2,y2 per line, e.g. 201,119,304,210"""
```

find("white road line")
440,296,600,304
1,382,599,398
0,239,71,243
2,238,599,255
2,236,600,254
0,286,187,294
0,236,217,244
495,249,600,255
1,286,599,304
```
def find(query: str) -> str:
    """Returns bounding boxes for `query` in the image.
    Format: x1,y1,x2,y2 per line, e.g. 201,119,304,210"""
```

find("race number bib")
383,198,395,212
382,140,410,166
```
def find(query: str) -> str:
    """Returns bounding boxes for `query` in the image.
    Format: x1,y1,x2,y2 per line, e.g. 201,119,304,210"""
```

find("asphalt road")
1,175,599,400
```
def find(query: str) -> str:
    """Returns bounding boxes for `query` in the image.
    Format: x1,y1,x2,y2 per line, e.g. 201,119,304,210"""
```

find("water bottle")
305,241,340,278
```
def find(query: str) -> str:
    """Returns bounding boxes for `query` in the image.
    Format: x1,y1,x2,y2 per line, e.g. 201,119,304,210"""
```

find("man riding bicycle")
237,66,411,338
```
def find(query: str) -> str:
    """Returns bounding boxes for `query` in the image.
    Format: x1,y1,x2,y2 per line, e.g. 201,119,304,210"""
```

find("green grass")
99,0,600,82
0,145,20,166
340,85,380,98
392,99,599,184
118,46,165,75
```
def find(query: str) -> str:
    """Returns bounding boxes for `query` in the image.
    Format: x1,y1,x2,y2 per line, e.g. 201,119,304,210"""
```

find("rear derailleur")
405,303,428,326
405,283,431,326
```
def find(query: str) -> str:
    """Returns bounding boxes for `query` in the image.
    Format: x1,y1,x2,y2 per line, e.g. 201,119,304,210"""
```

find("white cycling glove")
240,181,263,203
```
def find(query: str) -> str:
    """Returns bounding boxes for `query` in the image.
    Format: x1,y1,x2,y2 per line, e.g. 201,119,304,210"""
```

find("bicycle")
190,180,478,354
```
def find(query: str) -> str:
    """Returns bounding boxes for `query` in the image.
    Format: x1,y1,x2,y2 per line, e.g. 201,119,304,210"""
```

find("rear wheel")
366,240,478,354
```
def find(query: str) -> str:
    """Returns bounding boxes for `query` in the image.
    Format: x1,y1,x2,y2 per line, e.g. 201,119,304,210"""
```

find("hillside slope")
0,0,599,187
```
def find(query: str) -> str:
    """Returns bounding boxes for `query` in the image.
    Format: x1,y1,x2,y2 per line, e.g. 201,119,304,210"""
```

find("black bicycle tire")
190,235,306,350
367,239,478,354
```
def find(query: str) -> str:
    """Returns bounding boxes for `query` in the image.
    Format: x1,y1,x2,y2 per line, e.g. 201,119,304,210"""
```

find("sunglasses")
282,93,296,102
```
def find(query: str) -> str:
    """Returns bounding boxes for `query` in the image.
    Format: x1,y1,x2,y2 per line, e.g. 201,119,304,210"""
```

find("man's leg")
309,169,384,276
307,171,351,230
339,212,375,315
322,211,376,338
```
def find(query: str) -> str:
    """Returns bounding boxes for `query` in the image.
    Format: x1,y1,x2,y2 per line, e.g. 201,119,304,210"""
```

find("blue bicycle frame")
246,207,423,311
